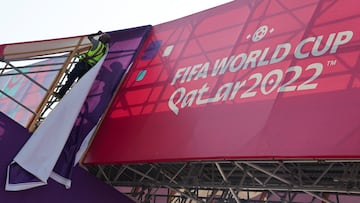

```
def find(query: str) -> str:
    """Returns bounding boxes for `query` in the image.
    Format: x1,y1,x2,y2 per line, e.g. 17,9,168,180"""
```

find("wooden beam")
27,36,87,132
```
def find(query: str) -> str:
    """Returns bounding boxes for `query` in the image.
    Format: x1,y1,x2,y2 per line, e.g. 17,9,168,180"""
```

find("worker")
54,31,111,99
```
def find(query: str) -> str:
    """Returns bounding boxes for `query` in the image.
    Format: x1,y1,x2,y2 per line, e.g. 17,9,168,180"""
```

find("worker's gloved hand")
97,30,103,35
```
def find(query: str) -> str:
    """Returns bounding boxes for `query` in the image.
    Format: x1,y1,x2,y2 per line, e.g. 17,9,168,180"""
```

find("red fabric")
0,44,5,59
84,0,360,164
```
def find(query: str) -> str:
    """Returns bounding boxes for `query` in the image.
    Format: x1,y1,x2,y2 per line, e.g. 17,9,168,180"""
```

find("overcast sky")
1,0,232,44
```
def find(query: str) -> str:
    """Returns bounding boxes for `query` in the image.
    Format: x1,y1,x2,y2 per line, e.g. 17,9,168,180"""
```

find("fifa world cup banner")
84,0,360,164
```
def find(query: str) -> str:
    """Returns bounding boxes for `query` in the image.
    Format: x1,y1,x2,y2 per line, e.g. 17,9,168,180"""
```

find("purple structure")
0,111,134,202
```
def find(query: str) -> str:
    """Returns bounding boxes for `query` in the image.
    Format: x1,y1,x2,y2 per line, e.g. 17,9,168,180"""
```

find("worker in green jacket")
54,31,110,99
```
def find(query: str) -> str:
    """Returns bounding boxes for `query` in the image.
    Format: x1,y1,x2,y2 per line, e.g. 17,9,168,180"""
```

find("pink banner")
84,0,360,164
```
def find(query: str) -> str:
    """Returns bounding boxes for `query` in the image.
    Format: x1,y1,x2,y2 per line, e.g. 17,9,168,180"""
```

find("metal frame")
85,160,360,202
0,56,63,128
0,36,91,131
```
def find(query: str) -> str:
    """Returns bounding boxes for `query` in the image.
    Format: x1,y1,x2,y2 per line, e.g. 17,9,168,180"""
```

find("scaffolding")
0,36,91,131
86,160,360,203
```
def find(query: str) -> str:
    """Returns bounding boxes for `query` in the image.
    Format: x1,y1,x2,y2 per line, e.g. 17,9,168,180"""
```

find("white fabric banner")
5,54,106,191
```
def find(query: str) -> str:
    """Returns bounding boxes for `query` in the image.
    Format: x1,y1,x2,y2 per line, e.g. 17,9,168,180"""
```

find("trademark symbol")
327,59,337,67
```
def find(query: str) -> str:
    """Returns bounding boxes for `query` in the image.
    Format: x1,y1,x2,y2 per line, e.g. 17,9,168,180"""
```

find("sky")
1,0,233,44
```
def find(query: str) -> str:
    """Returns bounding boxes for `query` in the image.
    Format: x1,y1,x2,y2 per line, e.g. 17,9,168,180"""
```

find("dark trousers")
57,60,90,97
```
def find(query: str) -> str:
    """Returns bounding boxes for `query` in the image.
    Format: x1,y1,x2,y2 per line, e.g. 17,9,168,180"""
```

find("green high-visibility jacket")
79,41,108,66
